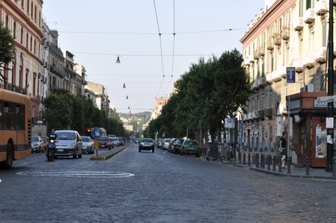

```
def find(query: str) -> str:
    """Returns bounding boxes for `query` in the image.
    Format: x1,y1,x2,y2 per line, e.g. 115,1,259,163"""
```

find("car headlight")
69,143,76,147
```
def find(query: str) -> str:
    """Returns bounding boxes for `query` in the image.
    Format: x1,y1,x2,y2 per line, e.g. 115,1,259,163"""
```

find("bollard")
248,153,251,166
333,158,336,178
305,157,310,176
287,156,291,174
278,155,282,172
272,155,276,171
243,153,246,165
261,154,265,169
267,155,271,170
239,152,242,164
256,153,259,167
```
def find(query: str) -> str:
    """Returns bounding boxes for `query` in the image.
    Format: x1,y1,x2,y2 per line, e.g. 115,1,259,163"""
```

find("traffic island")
90,145,129,161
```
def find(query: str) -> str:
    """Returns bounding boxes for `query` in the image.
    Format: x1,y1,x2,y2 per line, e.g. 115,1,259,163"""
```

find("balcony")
251,81,258,89
278,66,287,79
272,68,282,82
304,8,315,24
315,47,327,63
50,65,65,78
293,58,303,72
259,47,265,57
303,53,315,68
266,72,273,83
267,37,274,50
253,50,259,60
82,79,87,85
293,17,304,31
264,108,273,117
3,83,27,94
70,79,77,84
315,0,328,16
281,27,290,40
258,110,264,119
248,54,254,63
273,33,282,46
257,76,266,87
244,59,250,66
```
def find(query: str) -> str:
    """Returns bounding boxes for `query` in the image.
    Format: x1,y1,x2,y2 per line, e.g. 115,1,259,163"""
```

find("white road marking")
16,171,135,178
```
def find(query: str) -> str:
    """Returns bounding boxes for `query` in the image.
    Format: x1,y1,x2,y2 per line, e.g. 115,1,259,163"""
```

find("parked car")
109,135,116,138
41,136,48,152
168,138,177,153
31,136,44,153
139,138,154,153
180,140,199,157
171,138,184,154
54,130,83,159
135,138,140,144
98,136,112,150
159,138,165,149
163,138,171,150
112,138,120,147
108,137,116,149
81,136,95,154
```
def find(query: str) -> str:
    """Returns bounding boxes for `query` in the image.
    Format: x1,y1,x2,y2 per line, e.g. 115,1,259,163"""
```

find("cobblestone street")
1,144,336,223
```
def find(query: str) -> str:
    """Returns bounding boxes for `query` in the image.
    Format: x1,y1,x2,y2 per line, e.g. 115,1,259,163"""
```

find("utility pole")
326,0,334,172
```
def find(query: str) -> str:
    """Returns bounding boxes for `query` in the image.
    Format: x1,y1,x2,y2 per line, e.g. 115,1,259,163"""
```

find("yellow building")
240,0,332,153
1,0,44,123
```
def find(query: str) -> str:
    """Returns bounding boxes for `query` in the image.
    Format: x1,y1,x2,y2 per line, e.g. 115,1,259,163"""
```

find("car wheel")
109,146,111,150
54,156,57,159
152,149,154,153
78,154,82,158
138,149,141,152
0,142,14,169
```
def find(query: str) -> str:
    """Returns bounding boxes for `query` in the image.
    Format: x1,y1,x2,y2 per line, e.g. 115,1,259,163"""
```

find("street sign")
91,127,102,139
317,95,336,104
225,118,235,128
286,67,295,83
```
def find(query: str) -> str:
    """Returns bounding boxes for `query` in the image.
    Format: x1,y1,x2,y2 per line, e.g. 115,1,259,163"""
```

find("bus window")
16,104,25,130
4,102,15,129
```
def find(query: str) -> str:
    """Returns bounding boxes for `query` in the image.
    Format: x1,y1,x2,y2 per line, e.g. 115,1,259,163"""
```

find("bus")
0,88,32,169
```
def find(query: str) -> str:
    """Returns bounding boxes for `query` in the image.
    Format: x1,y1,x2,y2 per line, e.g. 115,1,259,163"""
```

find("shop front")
287,92,336,168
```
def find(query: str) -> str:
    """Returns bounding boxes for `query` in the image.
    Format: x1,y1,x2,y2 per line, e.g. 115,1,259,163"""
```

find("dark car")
139,138,154,153
171,138,184,154
98,136,112,150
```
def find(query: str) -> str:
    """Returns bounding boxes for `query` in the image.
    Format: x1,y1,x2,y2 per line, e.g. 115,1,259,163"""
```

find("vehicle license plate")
101,145,105,147
58,149,64,152
145,143,149,146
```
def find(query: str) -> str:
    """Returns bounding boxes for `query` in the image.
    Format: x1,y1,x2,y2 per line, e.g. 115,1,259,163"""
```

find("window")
27,0,29,14
21,28,23,44
34,39,36,54
16,104,25,130
26,33,28,48
299,0,303,17
323,23,327,47
31,2,33,18
262,62,265,77
306,0,311,10
13,22,16,38
22,0,24,8
3,102,16,129
278,18,282,32
30,36,32,51
34,6,37,22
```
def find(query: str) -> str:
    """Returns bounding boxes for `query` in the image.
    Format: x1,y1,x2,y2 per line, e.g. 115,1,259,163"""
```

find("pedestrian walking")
280,131,287,169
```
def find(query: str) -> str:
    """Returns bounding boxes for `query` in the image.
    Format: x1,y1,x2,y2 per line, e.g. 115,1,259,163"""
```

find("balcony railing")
267,37,274,50
315,47,327,63
304,8,315,23
315,0,328,16
49,42,63,56
293,17,304,31
281,27,290,40
303,53,315,68
50,65,65,78
273,33,282,46
293,58,304,72
254,50,259,60
3,83,27,94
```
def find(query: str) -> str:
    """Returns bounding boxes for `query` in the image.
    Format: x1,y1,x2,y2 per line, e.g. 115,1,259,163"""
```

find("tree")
0,21,16,83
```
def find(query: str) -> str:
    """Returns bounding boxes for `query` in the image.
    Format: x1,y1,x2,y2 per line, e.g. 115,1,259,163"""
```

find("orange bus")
0,88,32,169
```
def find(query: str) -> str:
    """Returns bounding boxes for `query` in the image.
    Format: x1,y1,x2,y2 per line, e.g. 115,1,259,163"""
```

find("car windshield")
99,137,109,141
32,137,39,142
141,139,153,143
114,139,119,142
184,141,198,146
56,132,76,140
165,139,171,142
82,138,90,142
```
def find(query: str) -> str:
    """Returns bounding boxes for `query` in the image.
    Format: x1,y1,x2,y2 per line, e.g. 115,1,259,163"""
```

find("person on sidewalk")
279,131,287,169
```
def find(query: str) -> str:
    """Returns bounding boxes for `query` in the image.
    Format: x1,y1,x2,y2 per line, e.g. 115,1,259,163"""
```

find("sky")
42,0,264,114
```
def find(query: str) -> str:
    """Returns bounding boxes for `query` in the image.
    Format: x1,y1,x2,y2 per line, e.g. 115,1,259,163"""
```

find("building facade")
86,81,109,115
240,0,333,166
150,96,169,120
0,0,44,123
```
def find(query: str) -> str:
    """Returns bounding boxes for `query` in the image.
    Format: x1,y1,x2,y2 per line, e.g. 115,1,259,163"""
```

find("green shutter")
262,63,265,77
271,56,274,72
306,0,311,10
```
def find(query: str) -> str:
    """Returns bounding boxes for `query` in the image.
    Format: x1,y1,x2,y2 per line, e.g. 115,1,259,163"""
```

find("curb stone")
90,145,130,161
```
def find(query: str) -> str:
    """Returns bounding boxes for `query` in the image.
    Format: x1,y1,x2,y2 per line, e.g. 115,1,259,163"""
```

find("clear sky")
42,0,264,113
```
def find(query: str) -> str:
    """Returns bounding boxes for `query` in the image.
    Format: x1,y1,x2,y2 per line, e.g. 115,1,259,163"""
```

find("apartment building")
0,0,44,123
75,64,87,97
240,0,334,167
86,81,110,115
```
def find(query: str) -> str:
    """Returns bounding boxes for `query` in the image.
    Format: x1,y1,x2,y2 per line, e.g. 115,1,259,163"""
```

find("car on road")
135,138,140,144
163,138,171,150
98,136,112,150
171,138,184,154
31,136,44,153
118,137,124,146
180,140,199,157
54,130,83,159
81,136,95,154
111,137,119,147
108,135,116,138
139,138,154,153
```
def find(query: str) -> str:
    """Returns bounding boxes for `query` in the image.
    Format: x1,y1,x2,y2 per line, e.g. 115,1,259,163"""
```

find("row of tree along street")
143,49,254,142
42,90,128,137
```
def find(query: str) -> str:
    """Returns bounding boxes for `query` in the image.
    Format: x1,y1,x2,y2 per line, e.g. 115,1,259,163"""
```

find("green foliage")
144,49,253,141
0,21,16,83
42,91,127,137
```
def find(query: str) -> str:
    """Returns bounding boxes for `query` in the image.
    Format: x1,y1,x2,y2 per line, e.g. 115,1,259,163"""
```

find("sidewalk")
90,145,129,161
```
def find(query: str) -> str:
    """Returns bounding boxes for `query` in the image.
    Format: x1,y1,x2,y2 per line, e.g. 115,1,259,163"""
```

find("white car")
31,136,44,153
81,136,94,154
163,139,171,150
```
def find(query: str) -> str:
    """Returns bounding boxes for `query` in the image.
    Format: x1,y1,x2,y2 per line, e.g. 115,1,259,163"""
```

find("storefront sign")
326,117,334,129
290,100,300,110
313,99,336,108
